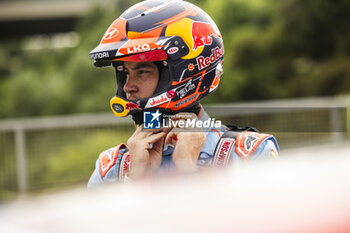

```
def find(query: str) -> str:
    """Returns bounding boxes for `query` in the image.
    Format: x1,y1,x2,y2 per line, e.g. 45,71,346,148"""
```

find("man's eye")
138,70,150,75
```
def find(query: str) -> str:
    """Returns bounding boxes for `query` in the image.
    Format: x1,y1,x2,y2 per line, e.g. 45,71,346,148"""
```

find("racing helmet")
90,0,224,118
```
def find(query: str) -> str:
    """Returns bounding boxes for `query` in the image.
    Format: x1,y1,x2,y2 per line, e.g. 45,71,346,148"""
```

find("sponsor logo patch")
90,52,109,59
119,152,131,181
191,21,221,51
235,132,270,158
196,46,224,70
176,79,196,99
103,27,119,40
167,47,179,54
145,93,170,108
99,144,125,177
213,138,235,168
125,101,141,111
126,44,151,54
188,63,195,71
166,90,176,99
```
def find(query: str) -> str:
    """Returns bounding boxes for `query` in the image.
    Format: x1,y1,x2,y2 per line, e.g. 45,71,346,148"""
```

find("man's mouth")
126,94,138,100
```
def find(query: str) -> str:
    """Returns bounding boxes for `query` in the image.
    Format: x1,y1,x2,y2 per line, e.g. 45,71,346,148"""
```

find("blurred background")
0,0,349,201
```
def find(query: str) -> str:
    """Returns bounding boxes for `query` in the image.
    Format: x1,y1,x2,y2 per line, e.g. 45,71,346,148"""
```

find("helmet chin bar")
109,93,201,119
110,93,201,124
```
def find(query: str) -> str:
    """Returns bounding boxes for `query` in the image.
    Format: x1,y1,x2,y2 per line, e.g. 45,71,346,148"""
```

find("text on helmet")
126,44,151,54
196,46,224,70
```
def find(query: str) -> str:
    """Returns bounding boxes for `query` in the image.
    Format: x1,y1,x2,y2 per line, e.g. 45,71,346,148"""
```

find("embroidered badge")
213,138,235,168
235,132,269,158
98,144,125,177
118,152,131,182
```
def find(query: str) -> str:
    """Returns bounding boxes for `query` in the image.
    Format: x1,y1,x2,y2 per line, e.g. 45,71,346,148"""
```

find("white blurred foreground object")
1,143,350,233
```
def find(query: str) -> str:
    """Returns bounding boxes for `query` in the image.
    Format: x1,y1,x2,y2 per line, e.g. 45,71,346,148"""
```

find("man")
88,0,279,187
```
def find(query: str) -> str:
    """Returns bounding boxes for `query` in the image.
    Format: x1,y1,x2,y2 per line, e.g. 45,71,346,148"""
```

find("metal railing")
0,113,132,195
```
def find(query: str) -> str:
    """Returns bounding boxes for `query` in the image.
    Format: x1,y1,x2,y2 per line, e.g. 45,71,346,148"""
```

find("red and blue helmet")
90,0,224,117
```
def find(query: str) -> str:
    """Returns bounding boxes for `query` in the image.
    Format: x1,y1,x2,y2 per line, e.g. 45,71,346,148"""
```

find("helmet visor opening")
114,49,168,62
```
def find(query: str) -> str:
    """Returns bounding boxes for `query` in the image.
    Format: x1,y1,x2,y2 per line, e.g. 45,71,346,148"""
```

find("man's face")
123,61,159,100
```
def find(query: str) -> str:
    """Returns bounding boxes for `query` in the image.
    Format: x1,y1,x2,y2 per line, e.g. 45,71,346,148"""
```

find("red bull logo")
196,46,224,70
125,101,141,111
191,21,221,51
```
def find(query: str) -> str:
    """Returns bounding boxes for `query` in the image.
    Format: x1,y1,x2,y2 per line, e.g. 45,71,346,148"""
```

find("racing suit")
88,109,279,187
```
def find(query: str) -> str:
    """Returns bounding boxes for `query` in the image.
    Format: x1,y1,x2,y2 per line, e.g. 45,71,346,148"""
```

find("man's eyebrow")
131,63,155,70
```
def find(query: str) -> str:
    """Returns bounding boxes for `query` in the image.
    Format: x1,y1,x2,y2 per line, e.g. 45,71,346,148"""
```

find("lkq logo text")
196,46,224,70
127,44,151,54
143,110,162,129
176,79,196,99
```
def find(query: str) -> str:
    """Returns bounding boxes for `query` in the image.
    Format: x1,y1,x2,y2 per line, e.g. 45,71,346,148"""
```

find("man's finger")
152,136,164,153
146,131,167,144
136,125,164,138
165,131,177,145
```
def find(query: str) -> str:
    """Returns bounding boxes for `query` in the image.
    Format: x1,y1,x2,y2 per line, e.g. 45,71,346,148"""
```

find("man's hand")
165,113,206,173
127,126,167,179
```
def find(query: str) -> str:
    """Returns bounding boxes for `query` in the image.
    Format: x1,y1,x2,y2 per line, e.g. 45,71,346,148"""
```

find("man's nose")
123,74,138,93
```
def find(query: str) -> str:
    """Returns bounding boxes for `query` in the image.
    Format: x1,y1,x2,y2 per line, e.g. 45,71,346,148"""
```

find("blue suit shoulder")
87,144,128,187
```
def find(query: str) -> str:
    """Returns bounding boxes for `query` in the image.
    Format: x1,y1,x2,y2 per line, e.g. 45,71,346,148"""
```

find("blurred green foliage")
0,1,135,118
1,0,350,118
